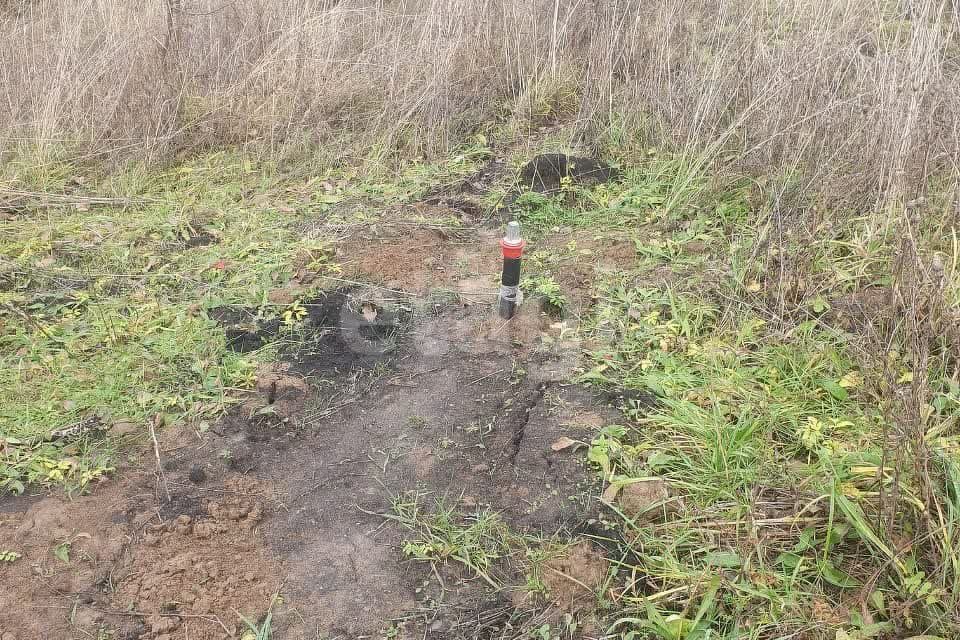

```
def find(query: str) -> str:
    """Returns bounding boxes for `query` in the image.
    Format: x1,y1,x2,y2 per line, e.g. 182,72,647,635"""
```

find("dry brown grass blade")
0,189,158,210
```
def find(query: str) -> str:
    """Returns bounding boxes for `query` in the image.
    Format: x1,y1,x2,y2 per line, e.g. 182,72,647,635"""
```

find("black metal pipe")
498,221,525,319
498,255,522,319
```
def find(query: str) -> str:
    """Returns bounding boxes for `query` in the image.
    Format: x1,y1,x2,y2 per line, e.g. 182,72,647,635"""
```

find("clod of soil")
188,464,207,484
114,477,276,639
614,477,678,522
0,472,281,640
542,542,610,613
517,154,621,194
247,364,310,422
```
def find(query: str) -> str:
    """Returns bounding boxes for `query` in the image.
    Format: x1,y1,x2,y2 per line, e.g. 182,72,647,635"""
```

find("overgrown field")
3,0,960,638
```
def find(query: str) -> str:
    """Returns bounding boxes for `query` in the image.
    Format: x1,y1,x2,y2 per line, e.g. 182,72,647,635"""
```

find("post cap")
504,221,522,245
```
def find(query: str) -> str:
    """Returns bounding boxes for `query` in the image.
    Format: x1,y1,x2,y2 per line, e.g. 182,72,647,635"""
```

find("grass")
2,135,960,636
0,147,488,493
3,0,957,219
506,157,707,233
376,150,960,637
389,492,611,621
3,0,959,636
392,492,514,589
585,180,959,636
580,285,897,635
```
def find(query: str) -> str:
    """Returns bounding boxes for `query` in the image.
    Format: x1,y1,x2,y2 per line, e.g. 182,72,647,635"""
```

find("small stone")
110,420,139,436
148,615,181,634
3,633,18,640
244,571,256,583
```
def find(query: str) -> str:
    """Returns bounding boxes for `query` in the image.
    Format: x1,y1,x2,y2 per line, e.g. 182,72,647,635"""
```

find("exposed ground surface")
0,297,621,639
3,147,960,640
0,176,636,639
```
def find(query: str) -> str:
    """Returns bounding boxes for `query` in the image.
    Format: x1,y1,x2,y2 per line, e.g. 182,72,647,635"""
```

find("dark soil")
282,290,411,377
184,231,218,248
517,154,621,194
249,300,620,638
208,305,274,353
211,288,411,377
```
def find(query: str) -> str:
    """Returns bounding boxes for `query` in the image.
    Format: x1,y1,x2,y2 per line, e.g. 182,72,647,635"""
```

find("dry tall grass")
1,0,958,208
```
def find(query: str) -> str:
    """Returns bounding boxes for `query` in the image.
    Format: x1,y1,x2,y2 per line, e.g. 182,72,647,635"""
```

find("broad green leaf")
647,450,676,471
704,551,741,568
820,379,848,401
52,543,70,563
794,527,817,552
819,559,859,588
775,552,803,569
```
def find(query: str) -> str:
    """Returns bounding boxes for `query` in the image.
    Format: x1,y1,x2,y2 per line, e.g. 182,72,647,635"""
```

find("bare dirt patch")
1,294,621,639
338,225,501,295
538,232,638,310
337,219,638,316
1,214,634,638
0,470,280,640
542,541,610,614
249,298,621,638
246,364,310,423
113,476,277,639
